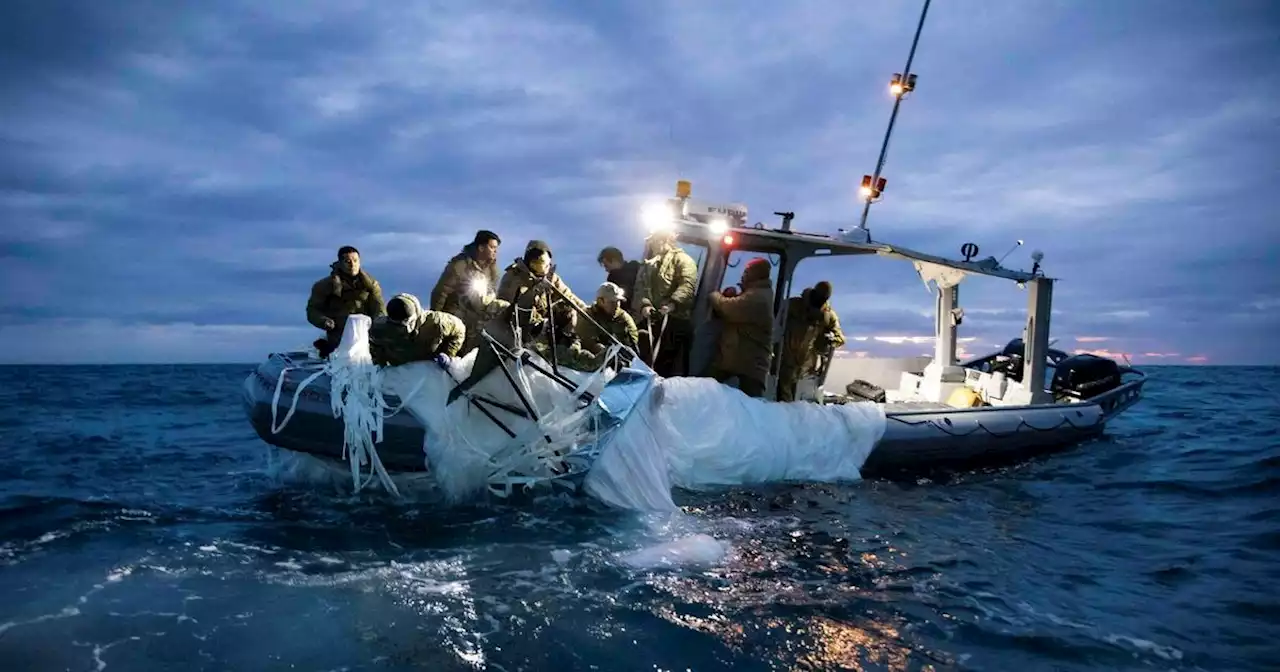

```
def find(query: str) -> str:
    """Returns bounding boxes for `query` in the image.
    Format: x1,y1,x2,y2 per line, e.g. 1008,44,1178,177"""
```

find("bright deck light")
469,276,489,298
707,217,729,235
643,202,673,232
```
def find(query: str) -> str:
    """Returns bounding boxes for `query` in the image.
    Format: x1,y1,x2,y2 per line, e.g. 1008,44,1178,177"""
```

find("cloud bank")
2,0,1277,364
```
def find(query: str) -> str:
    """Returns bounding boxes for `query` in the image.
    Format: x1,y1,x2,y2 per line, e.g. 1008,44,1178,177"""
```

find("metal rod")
540,274,639,359
471,394,531,419
437,356,521,436
490,342,555,445
858,0,933,232
485,331,593,402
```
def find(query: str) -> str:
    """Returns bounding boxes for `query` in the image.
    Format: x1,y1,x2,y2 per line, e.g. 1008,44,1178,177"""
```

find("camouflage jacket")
576,304,639,354
780,295,845,375
495,259,587,331
634,245,697,320
533,337,606,373
368,294,466,367
306,263,385,335
429,245,500,351
709,278,775,382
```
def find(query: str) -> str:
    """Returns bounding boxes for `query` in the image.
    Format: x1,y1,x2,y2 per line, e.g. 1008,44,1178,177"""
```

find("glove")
433,353,452,368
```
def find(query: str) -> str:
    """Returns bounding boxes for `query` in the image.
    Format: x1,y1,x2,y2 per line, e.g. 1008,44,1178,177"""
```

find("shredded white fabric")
269,314,625,501
268,316,418,497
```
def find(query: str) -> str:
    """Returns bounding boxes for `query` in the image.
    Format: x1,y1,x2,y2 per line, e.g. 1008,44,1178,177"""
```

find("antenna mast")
856,0,933,235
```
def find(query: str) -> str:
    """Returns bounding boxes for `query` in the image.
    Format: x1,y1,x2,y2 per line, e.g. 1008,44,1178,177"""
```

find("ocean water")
0,364,1276,671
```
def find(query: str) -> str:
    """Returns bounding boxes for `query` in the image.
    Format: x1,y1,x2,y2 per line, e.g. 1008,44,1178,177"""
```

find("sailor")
633,230,698,376
496,240,588,325
445,243,573,405
596,246,643,311
776,281,846,402
429,229,502,354
368,293,466,367
306,245,386,359
534,302,607,373
707,257,775,398
577,281,639,358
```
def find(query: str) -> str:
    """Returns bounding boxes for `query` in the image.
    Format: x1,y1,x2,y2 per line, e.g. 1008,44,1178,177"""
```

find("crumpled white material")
585,376,887,513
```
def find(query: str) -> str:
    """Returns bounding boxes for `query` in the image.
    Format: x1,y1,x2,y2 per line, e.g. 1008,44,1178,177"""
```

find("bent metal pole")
858,0,933,232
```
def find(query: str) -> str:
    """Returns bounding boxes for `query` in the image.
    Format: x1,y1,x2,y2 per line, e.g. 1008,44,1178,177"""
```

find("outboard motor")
988,338,1070,382
987,339,1027,381
1050,353,1122,400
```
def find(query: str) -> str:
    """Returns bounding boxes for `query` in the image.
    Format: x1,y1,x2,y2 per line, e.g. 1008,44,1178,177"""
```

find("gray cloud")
1,0,1277,364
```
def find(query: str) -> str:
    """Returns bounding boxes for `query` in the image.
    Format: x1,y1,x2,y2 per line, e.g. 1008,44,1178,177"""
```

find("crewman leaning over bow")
430,229,501,354
632,230,697,376
707,258,775,398
306,245,386,359
777,281,846,402
368,293,466,368
577,281,639,358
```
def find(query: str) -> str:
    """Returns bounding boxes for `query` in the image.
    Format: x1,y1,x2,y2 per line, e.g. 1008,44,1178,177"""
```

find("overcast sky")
1,0,1276,365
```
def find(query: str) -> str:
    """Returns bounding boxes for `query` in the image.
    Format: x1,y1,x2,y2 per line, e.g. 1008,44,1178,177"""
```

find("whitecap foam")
617,533,731,570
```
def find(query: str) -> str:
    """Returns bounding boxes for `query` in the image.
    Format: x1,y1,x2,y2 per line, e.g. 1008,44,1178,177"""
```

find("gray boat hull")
243,351,1147,480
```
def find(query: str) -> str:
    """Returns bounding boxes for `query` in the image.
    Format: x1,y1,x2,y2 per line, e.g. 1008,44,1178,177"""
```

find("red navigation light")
722,234,735,246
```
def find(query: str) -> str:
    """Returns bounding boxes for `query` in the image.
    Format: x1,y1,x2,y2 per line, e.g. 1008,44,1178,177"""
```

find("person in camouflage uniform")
777,281,846,402
429,230,502,355
306,245,386,358
368,293,466,368
707,258,775,398
534,303,607,373
633,231,698,376
444,242,576,405
577,281,639,358
495,240,588,332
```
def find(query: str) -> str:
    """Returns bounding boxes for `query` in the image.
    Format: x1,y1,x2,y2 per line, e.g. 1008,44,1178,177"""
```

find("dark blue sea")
0,365,1276,671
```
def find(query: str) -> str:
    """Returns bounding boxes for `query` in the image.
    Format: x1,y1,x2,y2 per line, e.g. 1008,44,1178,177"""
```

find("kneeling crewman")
577,281,639,357
535,303,607,373
368,293,466,367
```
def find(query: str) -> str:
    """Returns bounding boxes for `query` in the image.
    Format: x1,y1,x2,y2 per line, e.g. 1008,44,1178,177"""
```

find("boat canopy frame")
643,199,1057,401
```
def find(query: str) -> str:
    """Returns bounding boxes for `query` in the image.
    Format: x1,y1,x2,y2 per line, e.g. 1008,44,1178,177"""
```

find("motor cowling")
1050,353,1122,400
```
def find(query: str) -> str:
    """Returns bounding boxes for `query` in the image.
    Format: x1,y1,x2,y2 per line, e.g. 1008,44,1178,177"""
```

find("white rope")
328,358,401,498
265,338,402,498
269,362,327,435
